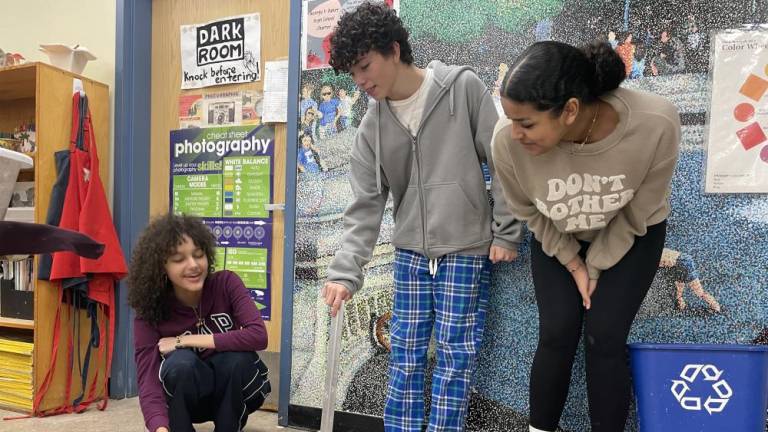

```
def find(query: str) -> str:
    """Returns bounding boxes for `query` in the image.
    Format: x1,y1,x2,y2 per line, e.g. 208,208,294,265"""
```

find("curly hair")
127,213,216,325
329,2,413,73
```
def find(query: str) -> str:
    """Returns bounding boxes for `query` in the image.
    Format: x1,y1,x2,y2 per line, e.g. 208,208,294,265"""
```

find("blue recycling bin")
629,343,768,432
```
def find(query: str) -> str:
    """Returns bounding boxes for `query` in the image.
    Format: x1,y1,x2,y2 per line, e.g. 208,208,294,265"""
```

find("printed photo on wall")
301,0,399,70
180,90,263,128
180,13,261,89
242,90,264,125
179,93,203,128
204,91,243,126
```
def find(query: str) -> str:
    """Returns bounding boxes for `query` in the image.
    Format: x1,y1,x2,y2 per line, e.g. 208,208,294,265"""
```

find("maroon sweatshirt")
133,270,268,432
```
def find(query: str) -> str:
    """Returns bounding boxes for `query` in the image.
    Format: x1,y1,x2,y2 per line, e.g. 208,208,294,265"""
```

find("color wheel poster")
705,28,768,193
170,125,275,319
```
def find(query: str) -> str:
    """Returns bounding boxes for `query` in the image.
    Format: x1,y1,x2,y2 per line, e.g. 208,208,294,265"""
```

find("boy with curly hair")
320,3,522,431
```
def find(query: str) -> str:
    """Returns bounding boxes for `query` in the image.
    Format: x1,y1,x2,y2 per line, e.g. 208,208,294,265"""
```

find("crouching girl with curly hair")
128,214,270,432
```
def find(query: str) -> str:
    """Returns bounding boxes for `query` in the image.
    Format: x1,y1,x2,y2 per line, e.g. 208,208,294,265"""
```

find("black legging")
529,221,666,432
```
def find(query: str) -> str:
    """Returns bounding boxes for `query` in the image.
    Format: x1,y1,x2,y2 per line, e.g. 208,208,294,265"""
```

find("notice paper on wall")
180,13,262,89
263,60,289,123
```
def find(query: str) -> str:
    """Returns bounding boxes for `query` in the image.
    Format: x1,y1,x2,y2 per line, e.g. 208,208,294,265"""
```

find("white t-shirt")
339,96,353,117
388,68,434,136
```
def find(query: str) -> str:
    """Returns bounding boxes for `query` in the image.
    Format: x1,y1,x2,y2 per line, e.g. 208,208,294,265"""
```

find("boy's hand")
322,282,352,317
489,246,518,263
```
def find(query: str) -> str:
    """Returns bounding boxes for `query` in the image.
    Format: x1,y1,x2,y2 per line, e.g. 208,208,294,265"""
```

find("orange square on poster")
736,122,768,150
739,74,768,101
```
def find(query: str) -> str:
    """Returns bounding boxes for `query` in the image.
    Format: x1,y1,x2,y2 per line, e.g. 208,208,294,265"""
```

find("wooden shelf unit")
0,62,111,413
0,317,34,330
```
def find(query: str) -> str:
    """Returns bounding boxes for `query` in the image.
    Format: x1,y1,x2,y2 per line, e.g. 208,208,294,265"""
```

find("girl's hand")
158,337,178,355
566,256,591,310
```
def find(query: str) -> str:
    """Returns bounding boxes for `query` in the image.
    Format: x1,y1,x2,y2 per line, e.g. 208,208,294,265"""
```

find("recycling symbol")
671,364,733,415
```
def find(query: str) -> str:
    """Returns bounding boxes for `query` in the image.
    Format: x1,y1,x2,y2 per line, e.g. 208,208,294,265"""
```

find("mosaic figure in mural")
299,83,319,140
292,0,768,431
319,3,522,431
317,84,341,140
492,40,680,432
659,248,721,313
297,134,324,174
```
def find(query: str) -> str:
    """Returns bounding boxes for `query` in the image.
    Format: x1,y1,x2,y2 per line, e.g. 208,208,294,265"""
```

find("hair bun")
581,40,626,95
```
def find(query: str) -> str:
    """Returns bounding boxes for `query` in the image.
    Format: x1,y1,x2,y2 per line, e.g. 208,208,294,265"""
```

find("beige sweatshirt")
491,87,680,280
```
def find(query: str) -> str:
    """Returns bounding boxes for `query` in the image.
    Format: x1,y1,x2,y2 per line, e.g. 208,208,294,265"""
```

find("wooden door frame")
112,1,301,411
278,0,301,425
111,0,152,398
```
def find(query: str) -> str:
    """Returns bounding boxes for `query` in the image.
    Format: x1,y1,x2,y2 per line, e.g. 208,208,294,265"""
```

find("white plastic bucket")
0,148,33,220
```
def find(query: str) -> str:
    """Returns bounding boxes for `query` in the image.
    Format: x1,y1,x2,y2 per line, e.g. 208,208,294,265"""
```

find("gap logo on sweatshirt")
180,313,235,353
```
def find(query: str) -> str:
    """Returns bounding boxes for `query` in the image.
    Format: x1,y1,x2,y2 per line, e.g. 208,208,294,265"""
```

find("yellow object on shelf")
0,367,32,382
0,390,32,411
0,337,33,411
0,338,33,356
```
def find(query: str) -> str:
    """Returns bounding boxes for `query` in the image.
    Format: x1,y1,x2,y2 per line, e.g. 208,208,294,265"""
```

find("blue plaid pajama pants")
384,248,491,432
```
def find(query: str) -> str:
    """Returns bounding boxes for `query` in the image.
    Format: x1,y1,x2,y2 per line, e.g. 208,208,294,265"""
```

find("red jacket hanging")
41,92,127,415
50,92,126,281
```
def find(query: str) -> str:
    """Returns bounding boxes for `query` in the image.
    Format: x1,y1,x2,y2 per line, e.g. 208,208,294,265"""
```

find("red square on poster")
739,74,768,102
736,122,768,150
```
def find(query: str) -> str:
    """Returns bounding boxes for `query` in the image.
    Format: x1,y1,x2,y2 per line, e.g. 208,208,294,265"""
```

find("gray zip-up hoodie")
327,61,522,294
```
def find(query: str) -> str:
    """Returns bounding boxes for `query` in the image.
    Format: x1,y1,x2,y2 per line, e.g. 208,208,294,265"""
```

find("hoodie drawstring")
375,103,382,194
428,258,440,278
449,85,455,116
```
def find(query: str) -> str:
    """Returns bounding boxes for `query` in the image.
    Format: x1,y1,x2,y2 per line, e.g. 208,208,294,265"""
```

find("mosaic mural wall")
290,1,768,430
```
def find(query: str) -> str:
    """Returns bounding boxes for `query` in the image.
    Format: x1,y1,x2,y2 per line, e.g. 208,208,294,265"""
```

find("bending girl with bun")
491,40,680,432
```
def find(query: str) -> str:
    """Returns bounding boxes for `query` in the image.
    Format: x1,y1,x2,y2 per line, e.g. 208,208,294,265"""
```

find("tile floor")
0,397,300,432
